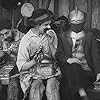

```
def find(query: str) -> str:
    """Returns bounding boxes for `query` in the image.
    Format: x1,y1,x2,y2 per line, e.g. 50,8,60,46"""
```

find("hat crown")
69,8,85,24
27,9,54,28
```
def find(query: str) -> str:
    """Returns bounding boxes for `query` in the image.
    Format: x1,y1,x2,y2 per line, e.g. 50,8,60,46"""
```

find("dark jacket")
55,29,100,74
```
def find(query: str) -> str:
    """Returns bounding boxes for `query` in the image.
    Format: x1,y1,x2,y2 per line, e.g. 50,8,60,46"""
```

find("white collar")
70,30,85,40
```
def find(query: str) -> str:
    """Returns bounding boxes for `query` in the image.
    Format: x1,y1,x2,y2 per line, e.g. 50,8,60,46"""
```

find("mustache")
44,28,51,33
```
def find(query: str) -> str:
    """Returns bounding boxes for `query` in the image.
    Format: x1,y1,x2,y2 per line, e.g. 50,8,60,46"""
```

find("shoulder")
84,28,95,39
19,34,29,48
58,31,67,39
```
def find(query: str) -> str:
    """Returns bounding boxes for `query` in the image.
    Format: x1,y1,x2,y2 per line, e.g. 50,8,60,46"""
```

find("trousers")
60,63,95,100
29,78,60,100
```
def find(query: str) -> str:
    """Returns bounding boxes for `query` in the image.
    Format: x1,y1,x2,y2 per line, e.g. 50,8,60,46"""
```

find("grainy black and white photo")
0,0,100,100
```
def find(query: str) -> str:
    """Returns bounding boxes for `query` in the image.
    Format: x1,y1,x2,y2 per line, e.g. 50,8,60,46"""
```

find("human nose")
46,25,51,29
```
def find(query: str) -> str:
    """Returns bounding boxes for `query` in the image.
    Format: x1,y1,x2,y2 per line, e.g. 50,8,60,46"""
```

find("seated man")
51,15,70,37
1,29,24,100
16,9,61,100
0,17,12,98
55,7,99,100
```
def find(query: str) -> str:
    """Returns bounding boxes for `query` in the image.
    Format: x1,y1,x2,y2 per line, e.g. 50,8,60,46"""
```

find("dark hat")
52,15,69,26
27,9,55,28
0,17,12,31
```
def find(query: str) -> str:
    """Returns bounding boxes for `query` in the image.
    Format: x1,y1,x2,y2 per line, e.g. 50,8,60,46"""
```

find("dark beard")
70,23,84,33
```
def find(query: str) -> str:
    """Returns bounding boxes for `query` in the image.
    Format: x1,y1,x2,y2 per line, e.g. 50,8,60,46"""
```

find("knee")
71,63,82,70
9,78,18,88
0,84,2,93
31,80,43,89
30,80,45,93
71,63,80,67
46,78,59,92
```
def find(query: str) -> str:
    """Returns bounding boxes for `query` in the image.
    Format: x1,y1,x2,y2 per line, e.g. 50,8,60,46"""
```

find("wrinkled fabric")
17,28,61,100
28,78,60,100
20,66,61,94
6,29,24,100
72,39,91,71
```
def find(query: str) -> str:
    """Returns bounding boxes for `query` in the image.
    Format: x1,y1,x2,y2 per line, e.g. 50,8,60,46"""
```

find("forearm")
21,59,36,71
49,44,56,58
56,52,69,63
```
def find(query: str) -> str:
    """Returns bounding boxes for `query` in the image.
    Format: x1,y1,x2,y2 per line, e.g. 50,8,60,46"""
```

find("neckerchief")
70,30,85,40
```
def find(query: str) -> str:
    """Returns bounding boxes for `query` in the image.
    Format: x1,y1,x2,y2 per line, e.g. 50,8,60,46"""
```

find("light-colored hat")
69,7,86,24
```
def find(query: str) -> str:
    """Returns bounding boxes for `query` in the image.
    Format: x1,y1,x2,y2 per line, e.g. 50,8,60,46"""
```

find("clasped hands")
67,57,81,64
96,73,100,82
67,58,100,82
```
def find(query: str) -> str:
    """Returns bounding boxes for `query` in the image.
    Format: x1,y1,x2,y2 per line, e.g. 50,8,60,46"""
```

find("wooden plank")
36,0,39,9
41,0,45,8
54,0,59,18
87,0,92,29
69,0,75,12
46,0,51,9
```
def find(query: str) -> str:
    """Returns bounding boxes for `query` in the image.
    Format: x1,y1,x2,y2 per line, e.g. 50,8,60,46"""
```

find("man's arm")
16,39,36,72
55,36,69,63
92,35,100,75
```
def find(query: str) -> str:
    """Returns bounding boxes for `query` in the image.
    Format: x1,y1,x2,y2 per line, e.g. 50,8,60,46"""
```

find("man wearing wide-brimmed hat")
17,8,61,100
55,7,100,100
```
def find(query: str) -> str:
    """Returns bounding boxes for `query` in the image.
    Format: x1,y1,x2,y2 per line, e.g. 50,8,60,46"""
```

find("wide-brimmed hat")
68,7,86,24
27,9,55,28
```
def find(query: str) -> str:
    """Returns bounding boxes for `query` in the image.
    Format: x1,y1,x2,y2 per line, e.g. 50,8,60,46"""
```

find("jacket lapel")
82,30,87,48
65,31,73,47
66,36,73,47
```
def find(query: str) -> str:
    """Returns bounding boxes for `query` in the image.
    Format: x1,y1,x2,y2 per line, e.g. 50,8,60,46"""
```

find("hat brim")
70,20,84,24
37,14,55,24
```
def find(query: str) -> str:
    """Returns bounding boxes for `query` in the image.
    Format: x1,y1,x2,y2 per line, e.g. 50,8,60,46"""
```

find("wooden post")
11,9,15,28
41,0,46,8
42,0,44,8
36,0,39,9
0,7,2,16
46,0,51,9
87,0,92,29
69,0,75,12
23,0,28,27
54,0,59,18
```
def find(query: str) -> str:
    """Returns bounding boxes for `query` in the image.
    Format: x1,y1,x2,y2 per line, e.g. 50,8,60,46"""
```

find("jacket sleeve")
92,34,100,75
55,36,69,64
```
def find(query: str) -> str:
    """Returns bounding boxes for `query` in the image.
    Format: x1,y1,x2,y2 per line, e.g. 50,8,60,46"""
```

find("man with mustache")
17,9,61,100
55,7,99,100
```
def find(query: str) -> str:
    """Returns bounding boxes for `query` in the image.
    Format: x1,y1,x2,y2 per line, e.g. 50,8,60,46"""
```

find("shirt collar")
28,28,39,37
70,30,85,40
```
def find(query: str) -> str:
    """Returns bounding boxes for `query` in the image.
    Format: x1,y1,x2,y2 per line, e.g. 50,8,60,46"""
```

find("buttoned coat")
55,29,100,75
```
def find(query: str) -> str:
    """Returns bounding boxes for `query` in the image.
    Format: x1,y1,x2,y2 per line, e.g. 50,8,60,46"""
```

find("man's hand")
96,73,100,81
67,58,81,64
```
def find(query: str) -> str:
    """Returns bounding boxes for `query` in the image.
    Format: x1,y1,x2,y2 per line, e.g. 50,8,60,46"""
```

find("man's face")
39,20,51,34
4,31,14,42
